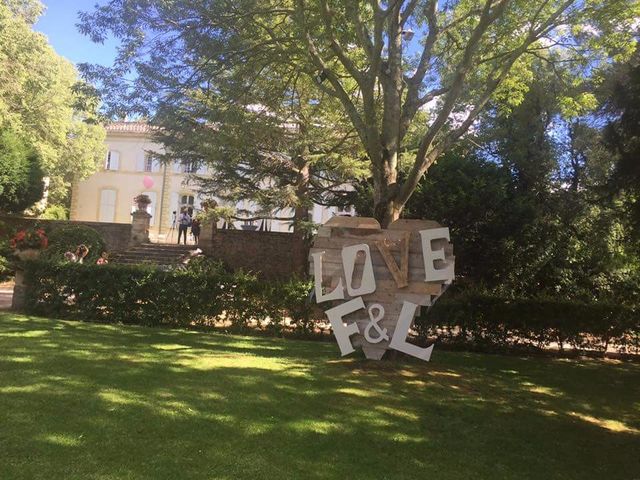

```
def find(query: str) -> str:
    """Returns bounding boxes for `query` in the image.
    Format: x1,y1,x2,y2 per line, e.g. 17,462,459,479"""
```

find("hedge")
416,291,640,354
22,259,315,334
20,259,640,354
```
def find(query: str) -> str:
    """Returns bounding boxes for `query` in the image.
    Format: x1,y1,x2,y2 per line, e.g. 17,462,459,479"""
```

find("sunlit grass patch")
0,313,638,480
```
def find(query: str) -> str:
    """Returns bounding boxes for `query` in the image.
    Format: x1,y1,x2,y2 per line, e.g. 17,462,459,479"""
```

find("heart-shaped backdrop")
309,217,455,360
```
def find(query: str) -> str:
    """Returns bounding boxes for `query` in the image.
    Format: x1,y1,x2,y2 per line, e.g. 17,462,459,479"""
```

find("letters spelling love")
310,218,455,361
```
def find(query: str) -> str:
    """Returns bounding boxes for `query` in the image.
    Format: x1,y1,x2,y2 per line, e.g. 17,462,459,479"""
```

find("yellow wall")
70,130,196,239
70,124,343,239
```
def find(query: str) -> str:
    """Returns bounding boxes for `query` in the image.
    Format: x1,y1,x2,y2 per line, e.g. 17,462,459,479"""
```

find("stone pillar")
131,210,152,245
11,269,26,311
198,221,215,254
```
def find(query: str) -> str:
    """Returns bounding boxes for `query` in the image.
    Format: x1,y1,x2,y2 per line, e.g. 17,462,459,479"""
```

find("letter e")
419,228,454,282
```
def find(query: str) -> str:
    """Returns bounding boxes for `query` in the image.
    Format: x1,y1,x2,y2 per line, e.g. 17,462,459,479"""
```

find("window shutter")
110,151,120,171
152,158,161,173
135,152,145,172
99,189,117,222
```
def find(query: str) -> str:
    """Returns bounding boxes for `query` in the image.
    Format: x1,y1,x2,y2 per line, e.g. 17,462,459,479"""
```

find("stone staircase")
111,243,198,266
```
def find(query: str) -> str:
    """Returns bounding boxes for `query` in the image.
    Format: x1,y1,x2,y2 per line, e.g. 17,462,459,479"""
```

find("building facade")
70,122,346,242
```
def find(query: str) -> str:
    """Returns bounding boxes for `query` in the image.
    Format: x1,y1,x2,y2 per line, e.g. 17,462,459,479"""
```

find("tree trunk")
293,158,311,233
372,147,403,227
374,198,402,228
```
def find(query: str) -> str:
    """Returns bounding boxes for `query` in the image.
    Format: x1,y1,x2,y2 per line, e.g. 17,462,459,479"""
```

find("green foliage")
39,205,68,220
22,259,315,333
0,219,11,281
41,225,106,265
0,127,44,213
0,1,106,207
416,289,639,354
402,149,513,286
78,0,638,222
602,48,640,235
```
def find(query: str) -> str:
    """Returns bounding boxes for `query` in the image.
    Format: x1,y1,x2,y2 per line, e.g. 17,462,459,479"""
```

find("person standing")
191,218,201,245
177,209,191,245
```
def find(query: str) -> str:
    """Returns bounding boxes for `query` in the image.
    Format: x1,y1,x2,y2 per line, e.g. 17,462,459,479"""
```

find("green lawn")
0,314,638,480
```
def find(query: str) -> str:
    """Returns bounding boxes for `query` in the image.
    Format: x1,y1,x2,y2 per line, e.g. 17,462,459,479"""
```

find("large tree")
153,71,367,230
601,48,640,234
0,127,44,213
0,0,106,208
80,0,637,226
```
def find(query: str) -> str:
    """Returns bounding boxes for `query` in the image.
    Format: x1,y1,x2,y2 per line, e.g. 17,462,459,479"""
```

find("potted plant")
200,199,218,212
133,194,152,211
11,227,48,261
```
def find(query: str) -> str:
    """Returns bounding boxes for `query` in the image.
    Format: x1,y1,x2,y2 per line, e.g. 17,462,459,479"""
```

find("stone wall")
0,216,133,252
200,227,309,280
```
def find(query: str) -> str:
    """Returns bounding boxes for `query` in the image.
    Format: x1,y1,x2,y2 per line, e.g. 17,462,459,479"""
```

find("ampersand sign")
310,217,455,361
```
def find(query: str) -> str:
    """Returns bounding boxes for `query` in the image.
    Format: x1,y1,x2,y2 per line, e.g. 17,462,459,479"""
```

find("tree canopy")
80,0,638,225
153,71,367,230
0,0,106,209
0,127,44,213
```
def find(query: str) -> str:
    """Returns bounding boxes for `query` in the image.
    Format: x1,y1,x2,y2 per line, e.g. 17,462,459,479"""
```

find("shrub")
0,220,10,281
21,259,315,332
21,258,638,354
415,289,640,354
40,205,68,220
42,225,106,264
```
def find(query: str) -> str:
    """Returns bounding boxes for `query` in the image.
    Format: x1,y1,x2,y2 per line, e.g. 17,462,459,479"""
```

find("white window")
105,151,120,171
144,156,153,172
180,194,195,215
99,189,117,222
182,161,197,174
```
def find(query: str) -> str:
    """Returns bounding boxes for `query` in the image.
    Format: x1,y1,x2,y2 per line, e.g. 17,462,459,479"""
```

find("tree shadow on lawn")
0,313,639,480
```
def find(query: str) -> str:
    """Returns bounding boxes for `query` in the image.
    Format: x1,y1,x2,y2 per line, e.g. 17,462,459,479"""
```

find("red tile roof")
105,121,154,134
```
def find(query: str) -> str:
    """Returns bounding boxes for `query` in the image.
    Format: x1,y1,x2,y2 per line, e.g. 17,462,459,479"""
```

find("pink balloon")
142,176,154,189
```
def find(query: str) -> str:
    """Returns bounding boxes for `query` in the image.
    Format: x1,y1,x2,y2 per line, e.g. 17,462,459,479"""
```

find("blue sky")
34,0,117,66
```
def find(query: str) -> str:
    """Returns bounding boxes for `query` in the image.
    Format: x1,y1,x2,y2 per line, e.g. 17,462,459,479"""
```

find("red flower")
11,227,49,251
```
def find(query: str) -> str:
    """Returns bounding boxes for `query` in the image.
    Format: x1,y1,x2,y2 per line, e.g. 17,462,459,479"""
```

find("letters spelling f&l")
312,227,454,361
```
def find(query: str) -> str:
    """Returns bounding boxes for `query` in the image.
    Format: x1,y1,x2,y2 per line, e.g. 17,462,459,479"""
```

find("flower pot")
136,202,151,211
15,248,40,261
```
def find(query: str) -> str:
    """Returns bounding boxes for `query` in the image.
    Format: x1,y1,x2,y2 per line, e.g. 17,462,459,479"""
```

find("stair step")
111,242,201,266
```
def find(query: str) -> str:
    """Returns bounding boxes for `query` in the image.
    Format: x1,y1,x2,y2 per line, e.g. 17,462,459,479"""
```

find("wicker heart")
309,217,455,361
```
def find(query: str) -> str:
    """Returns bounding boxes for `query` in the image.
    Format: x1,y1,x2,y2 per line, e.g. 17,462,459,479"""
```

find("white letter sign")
419,228,454,282
309,217,455,361
341,243,376,297
324,297,365,356
389,301,435,361
311,251,345,303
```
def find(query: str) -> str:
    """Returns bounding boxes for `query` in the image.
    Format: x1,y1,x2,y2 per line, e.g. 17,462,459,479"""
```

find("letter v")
375,232,410,288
